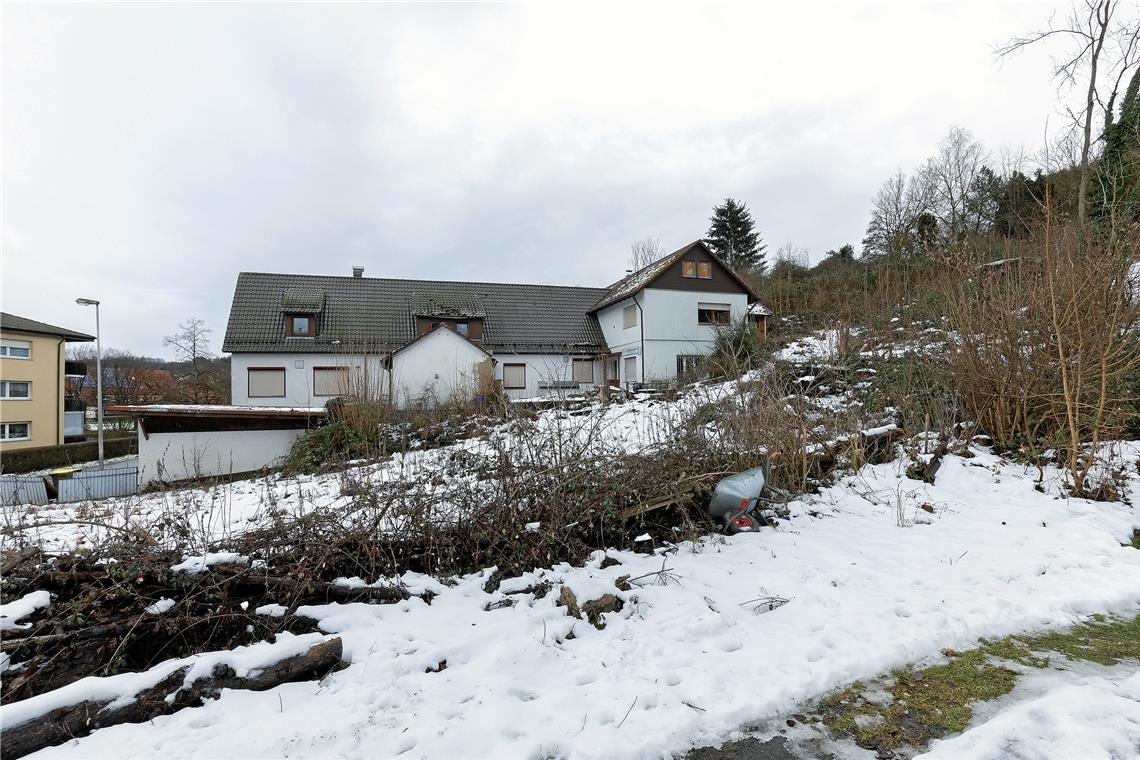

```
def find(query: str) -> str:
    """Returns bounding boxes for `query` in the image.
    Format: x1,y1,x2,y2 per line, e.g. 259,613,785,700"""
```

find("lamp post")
75,298,103,467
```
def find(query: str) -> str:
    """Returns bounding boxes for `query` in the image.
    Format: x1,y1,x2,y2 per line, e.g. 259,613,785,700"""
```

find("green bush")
0,436,137,474
282,421,378,474
705,319,763,376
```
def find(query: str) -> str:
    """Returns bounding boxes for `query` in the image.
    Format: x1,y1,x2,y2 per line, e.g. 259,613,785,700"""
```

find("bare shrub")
942,213,1140,495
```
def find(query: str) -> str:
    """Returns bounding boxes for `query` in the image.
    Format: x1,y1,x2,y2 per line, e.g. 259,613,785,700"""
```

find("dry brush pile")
1,371,902,713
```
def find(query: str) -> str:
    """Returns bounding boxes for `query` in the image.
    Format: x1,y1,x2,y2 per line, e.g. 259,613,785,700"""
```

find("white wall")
595,298,641,356
594,288,748,383
138,427,305,484
231,352,387,407
389,328,491,407
491,352,602,400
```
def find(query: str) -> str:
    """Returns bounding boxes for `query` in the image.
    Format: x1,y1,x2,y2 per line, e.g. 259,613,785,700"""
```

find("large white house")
222,241,769,407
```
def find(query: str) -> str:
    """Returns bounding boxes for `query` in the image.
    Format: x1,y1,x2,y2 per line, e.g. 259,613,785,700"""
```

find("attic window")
683,259,712,279
287,315,315,337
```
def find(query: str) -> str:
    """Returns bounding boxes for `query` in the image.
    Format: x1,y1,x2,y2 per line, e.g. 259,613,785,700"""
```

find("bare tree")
862,169,934,256
774,241,810,267
628,237,663,271
999,0,1140,226
923,126,991,239
164,318,224,404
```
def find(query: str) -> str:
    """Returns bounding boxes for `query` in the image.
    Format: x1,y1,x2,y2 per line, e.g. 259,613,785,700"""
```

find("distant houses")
222,240,770,408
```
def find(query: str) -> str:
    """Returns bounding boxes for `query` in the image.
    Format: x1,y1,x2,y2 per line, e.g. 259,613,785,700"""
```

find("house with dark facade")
222,241,769,407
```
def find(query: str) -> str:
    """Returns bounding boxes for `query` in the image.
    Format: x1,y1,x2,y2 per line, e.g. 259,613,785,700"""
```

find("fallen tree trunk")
0,637,344,760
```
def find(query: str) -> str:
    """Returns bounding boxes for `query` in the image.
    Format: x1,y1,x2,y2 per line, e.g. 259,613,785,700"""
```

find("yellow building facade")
0,313,93,453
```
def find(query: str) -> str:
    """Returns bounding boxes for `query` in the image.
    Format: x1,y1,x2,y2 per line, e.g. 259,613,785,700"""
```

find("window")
623,356,637,382
456,321,469,337
313,366,348,397
676,355,702,376
572,358,593,383
1,422,30,440
503,363,526,389
0,339,31,359
623,304,637,329
0,381,30,399
698,303,731,325
287,315,315,337
682,259,712,279
248,368,286,398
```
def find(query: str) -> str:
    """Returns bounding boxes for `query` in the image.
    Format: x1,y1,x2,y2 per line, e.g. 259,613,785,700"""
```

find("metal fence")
0,476,50,506
56,467,139,503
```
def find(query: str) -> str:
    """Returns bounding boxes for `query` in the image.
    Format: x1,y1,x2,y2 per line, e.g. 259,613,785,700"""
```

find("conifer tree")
704,198,766,273
1092,67,1140,221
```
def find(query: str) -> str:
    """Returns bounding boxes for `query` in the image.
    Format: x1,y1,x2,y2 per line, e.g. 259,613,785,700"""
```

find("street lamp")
75,298,103,467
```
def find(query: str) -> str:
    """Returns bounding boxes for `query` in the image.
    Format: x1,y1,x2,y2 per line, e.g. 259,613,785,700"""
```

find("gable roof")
223,273,609,355
0,312,94,342
387,324,495,360
589,240,763,312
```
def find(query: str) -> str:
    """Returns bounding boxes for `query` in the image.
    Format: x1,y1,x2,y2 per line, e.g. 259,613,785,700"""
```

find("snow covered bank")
919,666,1140,759
26,448,1140,759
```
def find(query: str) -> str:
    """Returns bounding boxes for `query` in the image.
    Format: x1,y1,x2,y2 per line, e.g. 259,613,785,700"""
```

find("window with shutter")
623,304,637,328
572,359,593,383
697,303,731,325
313,366,348,396
503,363,526,389
248,368,286,398
623,356,637,382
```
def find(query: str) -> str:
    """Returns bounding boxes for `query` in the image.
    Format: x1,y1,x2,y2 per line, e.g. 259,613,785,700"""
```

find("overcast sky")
2,1,1088,357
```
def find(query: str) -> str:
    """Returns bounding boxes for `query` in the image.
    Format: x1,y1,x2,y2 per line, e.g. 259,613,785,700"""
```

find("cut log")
0,637,344,760
922,441,950,484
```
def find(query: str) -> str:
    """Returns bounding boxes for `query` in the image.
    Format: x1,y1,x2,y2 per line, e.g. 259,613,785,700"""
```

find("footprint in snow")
664,673,682,686
576,671,598,685
718,639,743,653
510,688,540,702
641,694,660,710
395,737,416,755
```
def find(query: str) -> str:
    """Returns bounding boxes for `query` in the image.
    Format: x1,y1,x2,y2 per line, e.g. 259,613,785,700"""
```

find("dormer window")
415,315,483,340
287,314,316,337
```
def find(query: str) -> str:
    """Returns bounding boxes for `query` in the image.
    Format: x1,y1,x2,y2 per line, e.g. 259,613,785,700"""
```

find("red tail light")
731,515,757,531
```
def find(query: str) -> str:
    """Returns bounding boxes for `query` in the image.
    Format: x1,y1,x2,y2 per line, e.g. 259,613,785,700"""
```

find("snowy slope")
21,448,1140,759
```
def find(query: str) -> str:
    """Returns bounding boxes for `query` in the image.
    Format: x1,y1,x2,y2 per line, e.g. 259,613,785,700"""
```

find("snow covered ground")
919,664,1140,759
13,446,1140,759
0,378,752,555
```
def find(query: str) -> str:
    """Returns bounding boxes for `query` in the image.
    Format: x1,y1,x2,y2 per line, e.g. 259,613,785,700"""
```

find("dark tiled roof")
0,312,94,342
223,273,610,355
589,240,767,313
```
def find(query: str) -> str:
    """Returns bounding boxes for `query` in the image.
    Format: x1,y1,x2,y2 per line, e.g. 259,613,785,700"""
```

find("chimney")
352,266,364,278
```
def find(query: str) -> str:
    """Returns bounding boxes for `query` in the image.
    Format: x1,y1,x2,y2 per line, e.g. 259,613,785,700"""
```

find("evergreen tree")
704,198,766,273
825,244,856,259
1092,67,1140,222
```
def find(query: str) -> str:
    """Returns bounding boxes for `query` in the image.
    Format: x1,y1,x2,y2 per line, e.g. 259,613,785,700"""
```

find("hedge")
0,435,137,474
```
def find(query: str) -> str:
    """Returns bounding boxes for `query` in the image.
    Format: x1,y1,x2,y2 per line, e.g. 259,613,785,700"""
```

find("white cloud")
2,0,1077,355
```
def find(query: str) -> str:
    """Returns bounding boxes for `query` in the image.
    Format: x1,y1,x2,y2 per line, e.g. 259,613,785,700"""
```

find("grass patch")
820,615,1140,751
820,652,1017,750
1017,614,1140,666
